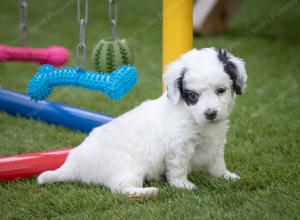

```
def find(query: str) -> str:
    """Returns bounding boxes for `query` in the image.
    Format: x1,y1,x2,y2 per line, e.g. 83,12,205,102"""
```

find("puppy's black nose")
204,109,217,120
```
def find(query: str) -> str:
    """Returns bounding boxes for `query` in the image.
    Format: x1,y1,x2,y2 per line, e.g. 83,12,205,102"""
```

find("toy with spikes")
27,0,138,102
27,64,138,101
92,0,133,73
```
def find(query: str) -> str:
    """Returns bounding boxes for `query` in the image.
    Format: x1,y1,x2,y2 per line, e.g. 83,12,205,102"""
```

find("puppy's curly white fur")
38,48,247,197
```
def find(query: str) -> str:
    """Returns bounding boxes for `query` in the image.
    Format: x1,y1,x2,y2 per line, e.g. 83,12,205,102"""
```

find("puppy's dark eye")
182,90,199,105
188,92,199,102
216,88,226,95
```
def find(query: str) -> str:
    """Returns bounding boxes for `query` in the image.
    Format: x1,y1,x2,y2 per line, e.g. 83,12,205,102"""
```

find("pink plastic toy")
0,148,71,181
0,44,69,66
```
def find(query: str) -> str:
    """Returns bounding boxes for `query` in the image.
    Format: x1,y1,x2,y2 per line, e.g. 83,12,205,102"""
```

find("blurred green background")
0,0,299,219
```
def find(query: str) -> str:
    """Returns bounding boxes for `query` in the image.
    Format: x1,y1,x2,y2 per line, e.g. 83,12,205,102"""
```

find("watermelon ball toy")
92,0,133,73
92,37,133,73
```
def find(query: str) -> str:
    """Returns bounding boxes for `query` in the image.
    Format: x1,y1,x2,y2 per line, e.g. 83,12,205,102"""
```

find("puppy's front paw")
223,170,240,180
169,180,197,190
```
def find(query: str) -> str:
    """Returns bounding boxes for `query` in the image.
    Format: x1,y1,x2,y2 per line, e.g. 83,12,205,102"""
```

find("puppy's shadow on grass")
4,172,273,205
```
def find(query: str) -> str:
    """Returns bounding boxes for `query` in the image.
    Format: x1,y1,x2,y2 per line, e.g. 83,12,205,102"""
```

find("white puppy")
38,48,247,197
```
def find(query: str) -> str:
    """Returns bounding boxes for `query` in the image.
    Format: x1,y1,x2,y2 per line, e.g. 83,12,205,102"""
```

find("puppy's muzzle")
204,109,217,120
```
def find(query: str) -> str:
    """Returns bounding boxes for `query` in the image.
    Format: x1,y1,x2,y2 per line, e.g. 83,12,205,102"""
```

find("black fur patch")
176,68,187,98
216,48,242,95
176,68,199,105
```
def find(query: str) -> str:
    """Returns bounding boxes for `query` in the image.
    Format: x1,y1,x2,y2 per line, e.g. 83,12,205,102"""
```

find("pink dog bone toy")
0,45,69,66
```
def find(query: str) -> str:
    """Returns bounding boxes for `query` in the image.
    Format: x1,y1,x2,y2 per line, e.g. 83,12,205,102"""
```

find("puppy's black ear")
163,60,185,104
216,48,247,95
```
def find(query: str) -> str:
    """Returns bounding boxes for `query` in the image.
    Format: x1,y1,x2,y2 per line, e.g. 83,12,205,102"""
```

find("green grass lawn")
0,0,299,219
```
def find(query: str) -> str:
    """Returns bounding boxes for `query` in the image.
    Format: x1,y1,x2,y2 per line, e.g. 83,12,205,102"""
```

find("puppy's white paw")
170,180,197,190
138,187,159,197
122,187,159,198
223,170,240,180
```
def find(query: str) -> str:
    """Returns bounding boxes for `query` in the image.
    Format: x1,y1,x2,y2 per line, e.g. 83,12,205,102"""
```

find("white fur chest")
190,121,228,171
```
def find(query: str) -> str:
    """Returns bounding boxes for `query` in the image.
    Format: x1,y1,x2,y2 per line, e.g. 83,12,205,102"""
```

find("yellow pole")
162,0,193,91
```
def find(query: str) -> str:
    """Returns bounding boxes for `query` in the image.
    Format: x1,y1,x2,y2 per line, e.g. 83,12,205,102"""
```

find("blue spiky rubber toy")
27,64,138,101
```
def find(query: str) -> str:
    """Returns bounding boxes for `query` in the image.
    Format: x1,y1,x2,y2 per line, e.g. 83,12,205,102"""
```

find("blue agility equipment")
0,88,113,133
27,64,138,101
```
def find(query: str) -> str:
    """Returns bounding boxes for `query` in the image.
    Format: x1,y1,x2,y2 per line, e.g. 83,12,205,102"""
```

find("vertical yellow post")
162,0,193,91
